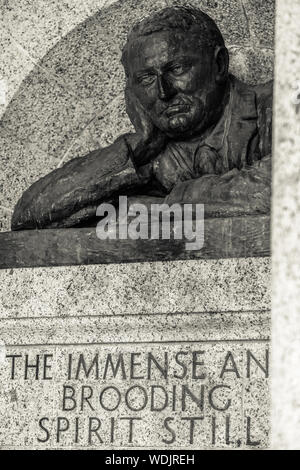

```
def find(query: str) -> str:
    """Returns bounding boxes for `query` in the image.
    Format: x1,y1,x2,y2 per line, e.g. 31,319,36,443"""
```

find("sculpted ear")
214,46,229,84
125,84,154,139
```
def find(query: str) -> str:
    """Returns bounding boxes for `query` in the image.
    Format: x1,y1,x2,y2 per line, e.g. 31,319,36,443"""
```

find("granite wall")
0,258,271,449
272,0,300,450
0,0,275,232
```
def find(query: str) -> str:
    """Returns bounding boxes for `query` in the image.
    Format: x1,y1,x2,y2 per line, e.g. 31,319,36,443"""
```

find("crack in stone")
240,0,252,39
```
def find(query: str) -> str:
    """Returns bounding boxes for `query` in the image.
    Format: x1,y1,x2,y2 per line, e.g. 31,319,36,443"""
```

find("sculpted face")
127,30,228,139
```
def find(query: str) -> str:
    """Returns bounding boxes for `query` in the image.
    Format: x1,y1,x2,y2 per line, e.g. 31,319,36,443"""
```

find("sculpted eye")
169,65,186,76
137,74,156,86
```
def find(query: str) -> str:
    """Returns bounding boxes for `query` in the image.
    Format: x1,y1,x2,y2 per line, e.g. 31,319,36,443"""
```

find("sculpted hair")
121,5,225,76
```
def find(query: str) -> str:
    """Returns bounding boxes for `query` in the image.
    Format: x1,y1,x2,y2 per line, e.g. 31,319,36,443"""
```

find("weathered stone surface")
241,0,275,48
0,67,96,161
272,0,300,450
0,28,34,118
0,208,11,233
0,1,122,118
228,46,274,85
87,95,133,149
0,128,56,229
84,0,124,15
1,0,97,59
0,258,270,319
0,310,270,345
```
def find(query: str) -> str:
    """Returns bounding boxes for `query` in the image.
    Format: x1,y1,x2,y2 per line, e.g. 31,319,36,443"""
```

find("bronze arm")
163,155,271,218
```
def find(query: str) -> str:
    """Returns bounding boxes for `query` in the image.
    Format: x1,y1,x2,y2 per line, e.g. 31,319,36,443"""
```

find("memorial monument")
11,6,272,232
0,1,273,450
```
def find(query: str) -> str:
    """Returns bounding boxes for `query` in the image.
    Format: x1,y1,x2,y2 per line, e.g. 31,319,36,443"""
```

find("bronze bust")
11,6,272,231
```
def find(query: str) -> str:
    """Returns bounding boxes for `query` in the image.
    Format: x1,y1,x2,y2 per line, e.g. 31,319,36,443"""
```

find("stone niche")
0,0,275,232
0,0,273,450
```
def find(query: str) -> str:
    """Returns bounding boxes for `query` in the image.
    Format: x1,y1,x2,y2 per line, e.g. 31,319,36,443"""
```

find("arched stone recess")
0,0,274,232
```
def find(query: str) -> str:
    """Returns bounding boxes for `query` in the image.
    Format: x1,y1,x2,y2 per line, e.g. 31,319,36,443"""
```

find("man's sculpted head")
121,6,229,140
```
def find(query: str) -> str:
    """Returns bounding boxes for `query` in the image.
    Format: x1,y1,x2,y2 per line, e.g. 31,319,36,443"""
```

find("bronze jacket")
153,75,272,217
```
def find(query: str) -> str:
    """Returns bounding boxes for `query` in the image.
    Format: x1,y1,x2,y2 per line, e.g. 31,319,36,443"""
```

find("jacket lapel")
204,75,260,172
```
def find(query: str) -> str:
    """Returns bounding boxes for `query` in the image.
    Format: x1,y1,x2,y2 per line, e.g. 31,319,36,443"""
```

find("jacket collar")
203,75,259,170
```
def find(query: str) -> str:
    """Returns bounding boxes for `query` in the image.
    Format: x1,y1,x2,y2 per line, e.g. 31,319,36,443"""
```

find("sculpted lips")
159,99,191,117
165,104,190,117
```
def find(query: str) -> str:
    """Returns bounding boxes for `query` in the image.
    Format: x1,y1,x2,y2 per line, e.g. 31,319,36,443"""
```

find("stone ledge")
0,310,270,345
0,215,270,269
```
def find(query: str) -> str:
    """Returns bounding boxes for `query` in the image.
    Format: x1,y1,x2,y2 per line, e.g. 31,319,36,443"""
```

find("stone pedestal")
0,257,270,449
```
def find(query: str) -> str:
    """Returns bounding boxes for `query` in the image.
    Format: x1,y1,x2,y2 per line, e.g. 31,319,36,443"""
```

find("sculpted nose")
157,74,176,101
